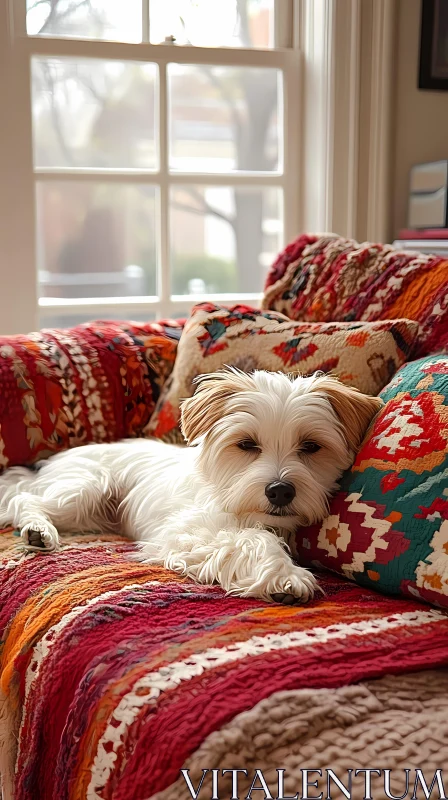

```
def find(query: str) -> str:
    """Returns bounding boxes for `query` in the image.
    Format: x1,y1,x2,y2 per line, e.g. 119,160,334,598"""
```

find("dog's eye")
300,441,321,454
237,439,260,452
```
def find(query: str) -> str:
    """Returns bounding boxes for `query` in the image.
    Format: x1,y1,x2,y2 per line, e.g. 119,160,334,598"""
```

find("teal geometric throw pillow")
295,355,448,607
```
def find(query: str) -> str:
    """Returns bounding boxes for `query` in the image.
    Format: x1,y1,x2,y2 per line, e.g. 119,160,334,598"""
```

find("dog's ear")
310,376,383,453
181,368,254,445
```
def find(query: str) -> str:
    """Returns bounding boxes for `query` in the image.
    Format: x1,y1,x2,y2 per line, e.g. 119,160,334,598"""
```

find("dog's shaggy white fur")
0,370,382,603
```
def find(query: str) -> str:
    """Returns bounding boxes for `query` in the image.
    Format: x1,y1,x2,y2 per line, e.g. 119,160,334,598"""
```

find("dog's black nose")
265,481,296,508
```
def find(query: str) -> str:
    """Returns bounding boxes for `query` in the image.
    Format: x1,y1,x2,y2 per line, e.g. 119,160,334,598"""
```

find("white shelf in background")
393,239,448,257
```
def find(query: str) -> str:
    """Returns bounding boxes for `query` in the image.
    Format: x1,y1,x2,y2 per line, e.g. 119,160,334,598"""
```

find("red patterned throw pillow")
146,302,418,443
0,319,182,470
262,233,448,357
293,355,448,607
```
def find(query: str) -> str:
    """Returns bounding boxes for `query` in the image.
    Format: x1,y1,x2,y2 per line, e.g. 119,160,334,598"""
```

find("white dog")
0,370,382,603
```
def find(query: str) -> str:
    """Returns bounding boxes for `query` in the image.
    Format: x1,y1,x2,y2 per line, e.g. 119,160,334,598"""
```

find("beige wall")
393,0,448,237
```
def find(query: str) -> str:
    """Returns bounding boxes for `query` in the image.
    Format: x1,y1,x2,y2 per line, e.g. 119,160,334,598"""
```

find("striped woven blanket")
1,529,448,800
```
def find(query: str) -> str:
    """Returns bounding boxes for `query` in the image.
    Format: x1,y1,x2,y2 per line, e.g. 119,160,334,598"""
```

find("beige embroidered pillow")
145,303,418,443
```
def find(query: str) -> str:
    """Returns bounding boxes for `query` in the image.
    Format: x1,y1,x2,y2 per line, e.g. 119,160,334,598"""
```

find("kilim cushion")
146,302,418,443
0,319,182,470
294,354,448,607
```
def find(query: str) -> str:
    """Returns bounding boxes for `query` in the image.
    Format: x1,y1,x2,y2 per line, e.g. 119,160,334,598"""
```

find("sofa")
1,234,448,800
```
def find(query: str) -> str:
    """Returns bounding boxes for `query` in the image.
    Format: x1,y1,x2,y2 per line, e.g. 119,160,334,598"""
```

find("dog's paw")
268,565,319,604
21,522,60,552
271,592,301,606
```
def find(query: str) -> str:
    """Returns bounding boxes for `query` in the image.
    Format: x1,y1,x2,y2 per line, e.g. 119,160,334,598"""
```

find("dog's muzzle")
264,481,296,508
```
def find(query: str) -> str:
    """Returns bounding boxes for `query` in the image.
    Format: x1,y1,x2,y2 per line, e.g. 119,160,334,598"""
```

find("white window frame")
0,0,300,334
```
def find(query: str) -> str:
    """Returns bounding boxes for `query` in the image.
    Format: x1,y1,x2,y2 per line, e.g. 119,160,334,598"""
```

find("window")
2,0,299,331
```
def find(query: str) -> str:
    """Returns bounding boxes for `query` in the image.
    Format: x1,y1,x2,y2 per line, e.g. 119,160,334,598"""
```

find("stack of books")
393,228,448,256
393,160,448,255
397,228,448,240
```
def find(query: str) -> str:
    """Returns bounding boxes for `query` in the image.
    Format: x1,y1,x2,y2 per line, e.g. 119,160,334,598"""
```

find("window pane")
32,58,158,170
39,311,156,329
169,65,281,173
37,183,158,299
150,0,274,48
170,186,282,294
27,0,142,42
